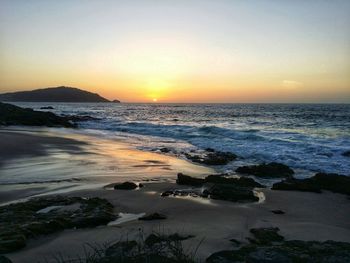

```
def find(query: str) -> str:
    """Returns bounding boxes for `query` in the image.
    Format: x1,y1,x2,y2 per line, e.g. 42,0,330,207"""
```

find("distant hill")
0,86,117,102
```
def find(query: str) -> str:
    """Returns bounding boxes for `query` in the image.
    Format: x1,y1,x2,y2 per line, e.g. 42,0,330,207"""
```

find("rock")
271,210,285,215
0,196,116,253
342,150,350,157
0,102,75,127
177,173,263,188
40,106,54,109
229,239,242,247
272,173,350,195
160,147,171,153
246,248,293,263
63,115,100,122
272,178,321,193
161,190,174,197
112,99,121,103
236,162,294,178
249,228,284,245
114,181,138,190
139,213,167,221
205,183,259,203
176,173,205,186
207,227,350,263
0,256,12,263
186,151,237,165
205,175,264,188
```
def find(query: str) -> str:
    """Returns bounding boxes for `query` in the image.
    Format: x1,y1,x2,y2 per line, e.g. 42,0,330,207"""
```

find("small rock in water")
114,182,138,190
138,213,167,221
342,150,350,157
271,210,285,215
159,147,171,153
40,106,54,109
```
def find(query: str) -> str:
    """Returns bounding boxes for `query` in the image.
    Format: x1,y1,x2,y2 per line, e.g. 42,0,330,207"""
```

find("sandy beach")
0,128,349,262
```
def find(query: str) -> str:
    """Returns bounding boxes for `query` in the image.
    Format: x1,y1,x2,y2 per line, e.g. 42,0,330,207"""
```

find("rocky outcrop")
176,173,264,188
0,102,75,127
272,172,350,195
185,150,237,165
171,173,262,203
206,228,350,263
236,162,294,178
0,196,116,253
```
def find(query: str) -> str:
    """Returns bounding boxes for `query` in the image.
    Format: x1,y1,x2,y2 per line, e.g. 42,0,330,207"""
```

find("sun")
152,98,158,102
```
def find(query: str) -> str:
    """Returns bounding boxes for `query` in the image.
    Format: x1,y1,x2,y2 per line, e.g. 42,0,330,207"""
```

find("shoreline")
1,128,350,262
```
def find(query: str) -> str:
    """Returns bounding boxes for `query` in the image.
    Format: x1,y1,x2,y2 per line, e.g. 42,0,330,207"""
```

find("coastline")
1,128,350,262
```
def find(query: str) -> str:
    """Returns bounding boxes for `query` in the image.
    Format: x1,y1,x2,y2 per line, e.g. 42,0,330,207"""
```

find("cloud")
281,80,304,89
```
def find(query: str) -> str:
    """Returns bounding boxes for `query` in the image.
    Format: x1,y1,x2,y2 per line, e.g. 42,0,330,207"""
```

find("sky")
0,0,349,103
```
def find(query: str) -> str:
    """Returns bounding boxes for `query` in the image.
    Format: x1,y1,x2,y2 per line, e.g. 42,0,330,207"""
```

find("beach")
1,128,350,262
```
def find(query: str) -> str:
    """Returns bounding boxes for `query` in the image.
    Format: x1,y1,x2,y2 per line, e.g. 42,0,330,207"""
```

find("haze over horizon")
1,0,349,103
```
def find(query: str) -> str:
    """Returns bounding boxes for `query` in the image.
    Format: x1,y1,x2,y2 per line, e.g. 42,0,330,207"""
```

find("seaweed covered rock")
206,228,350,263
0,102,74,127
185,150,237,165
176,173,206,186
272,173,350,195
205,175,264,188
174,173,262,203
236,162,294,178
204,184,259,203
176,173,263,188
0,196,116,253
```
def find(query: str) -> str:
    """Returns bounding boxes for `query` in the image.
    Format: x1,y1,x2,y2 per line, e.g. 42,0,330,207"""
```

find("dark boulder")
114,182,138,190
236,162,294,178
205,175,264,188
139,213,167,221
176,173,205,186
205,183,259,203
272,173,350,195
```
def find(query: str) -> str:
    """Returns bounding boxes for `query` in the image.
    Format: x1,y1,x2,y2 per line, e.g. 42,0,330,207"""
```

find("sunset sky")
1,0,349,103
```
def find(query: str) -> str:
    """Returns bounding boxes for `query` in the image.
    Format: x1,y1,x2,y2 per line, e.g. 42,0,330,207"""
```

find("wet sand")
1,128,350,262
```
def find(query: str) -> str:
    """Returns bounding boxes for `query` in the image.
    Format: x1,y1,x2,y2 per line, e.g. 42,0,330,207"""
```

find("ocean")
11,102,350,177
